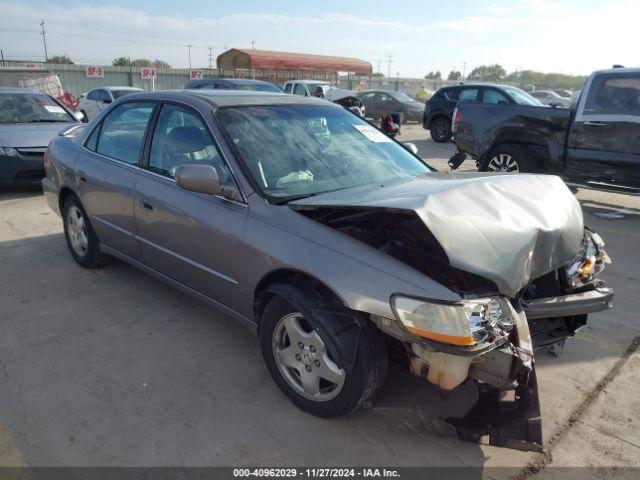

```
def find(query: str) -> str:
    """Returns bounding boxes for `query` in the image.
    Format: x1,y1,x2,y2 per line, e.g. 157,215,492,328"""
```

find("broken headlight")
392,296,517,346
565,228,611,289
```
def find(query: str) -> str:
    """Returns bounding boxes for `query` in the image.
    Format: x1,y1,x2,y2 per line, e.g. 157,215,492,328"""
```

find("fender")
256,279,363,374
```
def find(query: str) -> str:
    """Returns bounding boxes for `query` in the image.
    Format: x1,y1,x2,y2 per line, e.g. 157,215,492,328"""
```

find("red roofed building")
217,49,373,75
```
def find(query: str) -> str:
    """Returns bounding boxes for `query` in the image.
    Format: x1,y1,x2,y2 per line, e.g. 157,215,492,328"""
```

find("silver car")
42,90,613,450
77,86,143,121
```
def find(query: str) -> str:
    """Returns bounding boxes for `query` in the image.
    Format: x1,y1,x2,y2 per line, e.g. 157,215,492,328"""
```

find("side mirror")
72,111,85,122
101,98,112,104
175,164,236,198
549,102,560,108
403,142,419,155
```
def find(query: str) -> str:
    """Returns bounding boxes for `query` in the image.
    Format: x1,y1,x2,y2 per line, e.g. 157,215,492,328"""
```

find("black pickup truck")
450,67,640,193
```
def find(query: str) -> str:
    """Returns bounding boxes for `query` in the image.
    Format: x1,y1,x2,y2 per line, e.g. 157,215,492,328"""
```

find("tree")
48,55,73,64
467,64,506,82
424,70,441,80
447,70,462,80
112,58,171,68
112,56,131,66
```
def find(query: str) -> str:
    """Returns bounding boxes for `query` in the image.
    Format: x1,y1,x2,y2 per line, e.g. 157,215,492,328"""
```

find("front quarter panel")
237,197,460,321
43,133,84,215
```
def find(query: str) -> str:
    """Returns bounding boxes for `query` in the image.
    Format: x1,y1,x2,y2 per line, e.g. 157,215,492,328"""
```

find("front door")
78,100,156,260
134,102,248,308
567,71,640,190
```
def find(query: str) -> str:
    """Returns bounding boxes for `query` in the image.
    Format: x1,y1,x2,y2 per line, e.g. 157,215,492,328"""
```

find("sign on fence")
141,68,157,80
85,66,104,78
189,70,203,80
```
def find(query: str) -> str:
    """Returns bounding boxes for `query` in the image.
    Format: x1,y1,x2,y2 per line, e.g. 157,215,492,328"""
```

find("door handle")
584,121,608,126
139,200,154,211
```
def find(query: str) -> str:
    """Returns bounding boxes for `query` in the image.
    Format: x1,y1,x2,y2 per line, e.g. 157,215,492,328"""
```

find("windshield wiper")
273,192,322,205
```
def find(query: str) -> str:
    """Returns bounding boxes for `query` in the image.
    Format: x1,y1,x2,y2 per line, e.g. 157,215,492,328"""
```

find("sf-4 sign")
190,70,203,80
141,68,157,79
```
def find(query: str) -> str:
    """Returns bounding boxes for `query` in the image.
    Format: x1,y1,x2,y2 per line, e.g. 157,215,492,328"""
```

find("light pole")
187,45,192,70
40,19,48,63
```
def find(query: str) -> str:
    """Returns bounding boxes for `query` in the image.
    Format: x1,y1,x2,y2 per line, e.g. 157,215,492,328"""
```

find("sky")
0,0,635,77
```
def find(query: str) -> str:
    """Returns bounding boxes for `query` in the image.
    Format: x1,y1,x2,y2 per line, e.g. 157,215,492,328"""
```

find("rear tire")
259,295,387,418
62,195,110,268
484,144,536,173
430,117,452,143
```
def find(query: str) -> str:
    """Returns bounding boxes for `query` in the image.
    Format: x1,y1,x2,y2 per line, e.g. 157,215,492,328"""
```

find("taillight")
424,98,430,106
453,109,462,124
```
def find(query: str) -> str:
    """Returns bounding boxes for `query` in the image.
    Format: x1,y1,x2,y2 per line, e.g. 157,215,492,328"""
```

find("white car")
77,87,142,121
283,80,337,97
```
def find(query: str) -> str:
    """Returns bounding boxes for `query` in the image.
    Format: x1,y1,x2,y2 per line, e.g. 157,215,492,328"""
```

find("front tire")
62,195,110,268
259,295,387,418
430,117,452,143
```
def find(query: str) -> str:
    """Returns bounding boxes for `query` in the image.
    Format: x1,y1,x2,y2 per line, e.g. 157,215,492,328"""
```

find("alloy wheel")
488,154,519,172
66,205,89,256
272,313,345,401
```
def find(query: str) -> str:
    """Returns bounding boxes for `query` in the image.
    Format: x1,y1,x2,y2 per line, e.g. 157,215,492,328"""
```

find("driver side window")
148,104,232,184
293,84,307,96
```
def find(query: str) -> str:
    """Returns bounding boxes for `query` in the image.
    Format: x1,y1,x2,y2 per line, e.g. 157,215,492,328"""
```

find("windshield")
216,105,431,202
504,87,543,106
111,89,141,99
391,91,416,102
0,93,74,123
234,83,282,92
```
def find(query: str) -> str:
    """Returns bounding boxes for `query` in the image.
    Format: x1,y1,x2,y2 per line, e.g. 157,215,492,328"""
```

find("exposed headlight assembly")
392,296,517,346
566,228,610,288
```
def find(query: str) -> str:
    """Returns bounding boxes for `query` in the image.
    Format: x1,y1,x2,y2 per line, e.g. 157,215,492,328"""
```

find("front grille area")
16,149,45,159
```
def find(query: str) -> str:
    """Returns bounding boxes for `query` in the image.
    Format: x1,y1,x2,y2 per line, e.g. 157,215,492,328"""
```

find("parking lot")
1,126,639,476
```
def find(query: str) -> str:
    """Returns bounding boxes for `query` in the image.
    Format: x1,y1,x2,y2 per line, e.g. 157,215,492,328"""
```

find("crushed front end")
372,227,613,452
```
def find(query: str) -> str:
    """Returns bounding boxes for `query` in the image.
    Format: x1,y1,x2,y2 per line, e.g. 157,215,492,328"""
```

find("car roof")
0,87,49,95
124,89,335,108
189,78,275,85
102,86,143,91
284,80,333,84
591,67,640,75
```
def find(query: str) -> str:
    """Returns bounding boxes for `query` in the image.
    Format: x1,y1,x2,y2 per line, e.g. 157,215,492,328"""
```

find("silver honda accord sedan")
42,90,613,450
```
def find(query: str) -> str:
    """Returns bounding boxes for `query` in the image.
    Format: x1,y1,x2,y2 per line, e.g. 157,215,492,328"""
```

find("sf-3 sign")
85,66,104,78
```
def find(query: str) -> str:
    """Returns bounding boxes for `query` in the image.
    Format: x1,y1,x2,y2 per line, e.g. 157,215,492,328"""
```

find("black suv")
423,84,542,142
184,78,282,92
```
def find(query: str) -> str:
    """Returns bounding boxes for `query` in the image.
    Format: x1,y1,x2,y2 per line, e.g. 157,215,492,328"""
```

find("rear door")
78,100,156,260
133,101,248,307
567,71,640,189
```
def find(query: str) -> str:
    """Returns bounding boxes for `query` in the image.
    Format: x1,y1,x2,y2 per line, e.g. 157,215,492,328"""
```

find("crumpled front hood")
291,172,584,296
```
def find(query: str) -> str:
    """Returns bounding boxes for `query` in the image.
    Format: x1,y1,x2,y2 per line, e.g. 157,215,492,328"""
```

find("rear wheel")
485,144,536,173
62,195,110,268
259,295,387,417
430,117,452,143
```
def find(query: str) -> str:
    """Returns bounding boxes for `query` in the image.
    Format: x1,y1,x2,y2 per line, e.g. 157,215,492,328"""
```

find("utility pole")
462,61,467,81
250,40,256,50
208,47,213,68
386,54,393,78
0,49,4,67
40,19,48,63
187,45,192,70
376,60,381,74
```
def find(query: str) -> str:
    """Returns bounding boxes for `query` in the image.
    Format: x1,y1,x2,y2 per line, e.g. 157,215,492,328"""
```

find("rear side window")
283,83,293,93
293,84,307,96
584,73,640,116
458,89,479,101
96,102,155,165
482,89,509,104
